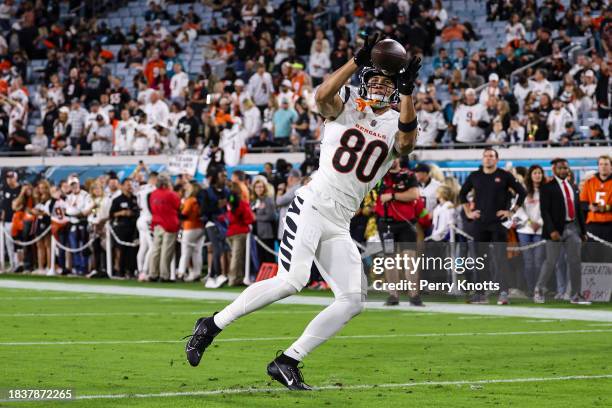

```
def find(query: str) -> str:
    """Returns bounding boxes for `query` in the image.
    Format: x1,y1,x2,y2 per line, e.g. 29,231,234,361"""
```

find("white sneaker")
204,276,217,289
211,275,228,288
46,268,56,276
533,290,545,304
243,275,253,286
184,274,201,283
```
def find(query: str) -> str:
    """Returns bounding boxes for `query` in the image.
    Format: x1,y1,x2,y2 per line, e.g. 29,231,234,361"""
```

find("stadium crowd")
1,151,610,304
0,0,608,155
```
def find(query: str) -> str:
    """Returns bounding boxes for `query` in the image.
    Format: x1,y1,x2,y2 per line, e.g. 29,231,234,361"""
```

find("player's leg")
267,231,365,390
185,192,321,367
284,234,365,361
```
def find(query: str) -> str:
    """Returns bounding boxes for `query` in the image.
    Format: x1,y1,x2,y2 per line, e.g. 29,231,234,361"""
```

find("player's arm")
394,56,422,156
315,32,381,120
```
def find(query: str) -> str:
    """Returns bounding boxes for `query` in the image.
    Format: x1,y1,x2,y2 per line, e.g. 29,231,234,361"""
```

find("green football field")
0,280,611,407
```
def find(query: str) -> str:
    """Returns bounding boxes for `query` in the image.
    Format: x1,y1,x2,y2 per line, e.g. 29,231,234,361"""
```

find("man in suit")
534,158,590,304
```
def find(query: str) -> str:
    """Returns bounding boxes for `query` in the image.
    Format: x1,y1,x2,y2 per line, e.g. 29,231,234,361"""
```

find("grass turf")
0,285,611,407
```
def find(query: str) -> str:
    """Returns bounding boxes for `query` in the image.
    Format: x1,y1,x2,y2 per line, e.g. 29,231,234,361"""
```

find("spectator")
559,121,582,145
580,155,612,262
505,13,526,46
88,115,113,155
414,163,442,216
65,176,93,276
0,171,20,272
452,88,490,144
170,63,189,102
114,110,138,154
251,178,276,264
135,170,157,280
514,165,545,295
416,97,447,147
248,62,275,115
459,148,526,305
272,98,298,146
529,68,554,98
535,158,588,304
109,178,139,278
308,41,331,87
177,181,205,282
199,169,230,288
26,126,48,154
226,181,255,286
430,185,456,241
547,98,573,144
148,173,180,282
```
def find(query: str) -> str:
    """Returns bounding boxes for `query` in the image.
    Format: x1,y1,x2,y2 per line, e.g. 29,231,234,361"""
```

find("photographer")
374,159,422,306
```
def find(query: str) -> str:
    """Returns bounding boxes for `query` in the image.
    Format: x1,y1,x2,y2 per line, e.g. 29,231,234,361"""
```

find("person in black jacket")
110,178,140,278
534,158,589,304
459,148,526,305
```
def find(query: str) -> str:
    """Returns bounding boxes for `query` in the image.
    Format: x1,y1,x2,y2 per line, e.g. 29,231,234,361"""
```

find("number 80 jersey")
309,86,399,214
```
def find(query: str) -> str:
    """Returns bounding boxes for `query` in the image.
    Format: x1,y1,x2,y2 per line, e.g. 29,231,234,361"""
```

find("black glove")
353,32,381,67
397,56,422,96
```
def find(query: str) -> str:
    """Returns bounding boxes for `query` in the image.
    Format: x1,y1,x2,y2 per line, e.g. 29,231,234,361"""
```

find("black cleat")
184,315,220,367
267,354,312,391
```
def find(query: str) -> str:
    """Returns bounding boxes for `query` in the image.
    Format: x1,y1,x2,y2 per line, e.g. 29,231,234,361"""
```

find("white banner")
581,263,612,302
168,151,199,176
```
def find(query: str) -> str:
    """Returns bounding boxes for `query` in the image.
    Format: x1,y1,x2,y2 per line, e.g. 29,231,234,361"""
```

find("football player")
184,33,421,390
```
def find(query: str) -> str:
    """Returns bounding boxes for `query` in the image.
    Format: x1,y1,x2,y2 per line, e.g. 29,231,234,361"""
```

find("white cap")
465,88,476,95
281,79,292,88
584,70,595,77
234,79,245,87
59,106,70,114
488,73,499,82
68,176,80,185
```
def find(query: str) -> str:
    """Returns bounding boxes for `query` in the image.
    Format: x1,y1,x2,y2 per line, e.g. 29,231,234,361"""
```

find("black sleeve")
539,184,554,238
477,120,489,128
508,172,527,207
131,197,140,218
459,173,474,204
109,197,120,218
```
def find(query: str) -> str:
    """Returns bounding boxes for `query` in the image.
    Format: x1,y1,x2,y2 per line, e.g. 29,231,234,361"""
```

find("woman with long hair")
251,178,276,264
514,165,545,295
177,181,205,282
11,183,34,272
32,180,52,274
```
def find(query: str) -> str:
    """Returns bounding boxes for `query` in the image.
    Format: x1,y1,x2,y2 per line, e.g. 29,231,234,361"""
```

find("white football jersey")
416,109,447,146
452,103,489,143
309,86,398,214
136,183,155,221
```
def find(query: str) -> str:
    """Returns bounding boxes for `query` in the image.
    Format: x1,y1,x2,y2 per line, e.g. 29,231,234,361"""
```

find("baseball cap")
465,88,476,96
281,79,292,88
68,176,80,185
584,70,595,78
488,73,499,82
59,106,70,114
565,121,574,128
414,163,431,173
233,79,245,87
5,171,17,179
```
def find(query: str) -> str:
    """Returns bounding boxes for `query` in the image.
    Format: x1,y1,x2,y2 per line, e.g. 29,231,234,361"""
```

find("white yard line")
56,374,612,400
1,329,611,347
0,310,323,317
2,280,612,322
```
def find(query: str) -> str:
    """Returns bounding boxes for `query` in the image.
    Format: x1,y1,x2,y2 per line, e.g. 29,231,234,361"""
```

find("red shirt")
374,170,420,222
227,199,254,237
149,188,181,233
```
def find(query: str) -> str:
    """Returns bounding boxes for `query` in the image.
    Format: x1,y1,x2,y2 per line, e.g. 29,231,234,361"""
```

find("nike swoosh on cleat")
275,362,294,386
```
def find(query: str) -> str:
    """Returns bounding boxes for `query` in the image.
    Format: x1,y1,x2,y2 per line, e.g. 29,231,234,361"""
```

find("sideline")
1,280,612,322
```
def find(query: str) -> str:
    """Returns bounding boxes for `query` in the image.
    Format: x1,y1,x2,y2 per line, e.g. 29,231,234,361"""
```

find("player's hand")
550,231,561,241
353,31,381,67
397,56,421,96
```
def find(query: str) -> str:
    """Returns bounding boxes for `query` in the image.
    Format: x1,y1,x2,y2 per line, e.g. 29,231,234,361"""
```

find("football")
370,39,408,75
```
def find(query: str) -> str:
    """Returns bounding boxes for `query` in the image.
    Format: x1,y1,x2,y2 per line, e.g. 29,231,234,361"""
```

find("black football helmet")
358,66,399,106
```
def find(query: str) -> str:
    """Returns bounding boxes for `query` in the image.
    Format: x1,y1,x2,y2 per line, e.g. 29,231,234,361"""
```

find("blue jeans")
68,223,88,275
517,233,545,294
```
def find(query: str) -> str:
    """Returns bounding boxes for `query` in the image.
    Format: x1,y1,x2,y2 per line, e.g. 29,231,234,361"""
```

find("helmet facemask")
359,69,398,108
